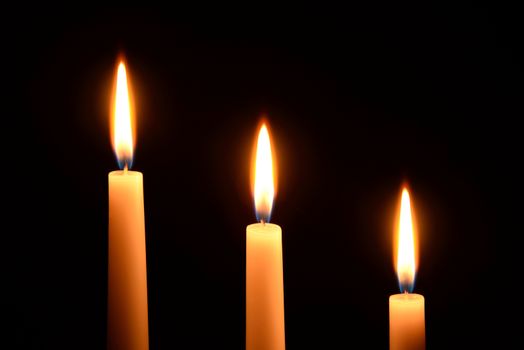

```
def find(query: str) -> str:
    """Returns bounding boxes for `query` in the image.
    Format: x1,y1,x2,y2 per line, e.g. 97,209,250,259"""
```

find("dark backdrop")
2,4,520,349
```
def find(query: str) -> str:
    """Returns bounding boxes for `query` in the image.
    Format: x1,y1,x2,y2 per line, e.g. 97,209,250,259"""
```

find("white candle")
389,293,425,350
246,123,286,350
107,61,149,350
389,187,425,350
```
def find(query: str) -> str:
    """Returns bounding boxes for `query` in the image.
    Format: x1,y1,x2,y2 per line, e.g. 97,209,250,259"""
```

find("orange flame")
395,187,418,293
111,60,135,169
252,122,276,223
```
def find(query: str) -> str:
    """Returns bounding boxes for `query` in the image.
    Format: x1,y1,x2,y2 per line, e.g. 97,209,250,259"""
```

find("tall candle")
107,61,149,350
246,123,286,350
389,187,425,350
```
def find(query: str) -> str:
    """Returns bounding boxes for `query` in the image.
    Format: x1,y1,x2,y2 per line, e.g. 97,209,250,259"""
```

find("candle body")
389,293,425,350
246,223,285,350
108,170,149,350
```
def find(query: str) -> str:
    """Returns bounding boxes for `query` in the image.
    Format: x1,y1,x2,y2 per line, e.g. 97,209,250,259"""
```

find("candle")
246,122,286,350
107,60,149,350
389,187,425,350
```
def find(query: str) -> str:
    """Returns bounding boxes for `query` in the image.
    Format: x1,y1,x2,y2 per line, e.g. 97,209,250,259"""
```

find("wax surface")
246,223,286,350
108,170,149,350
389,293,425,350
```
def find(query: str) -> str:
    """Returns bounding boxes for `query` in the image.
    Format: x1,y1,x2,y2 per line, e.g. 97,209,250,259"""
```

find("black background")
2,4,521,349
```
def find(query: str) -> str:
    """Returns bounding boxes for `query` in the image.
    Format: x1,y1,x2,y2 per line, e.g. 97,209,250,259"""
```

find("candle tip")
396,186,417,294
253,121,276,223
117,158,133,171
112,59,135,170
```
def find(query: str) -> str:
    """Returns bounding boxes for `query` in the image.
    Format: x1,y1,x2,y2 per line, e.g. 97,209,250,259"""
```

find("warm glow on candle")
107,57,148,350
390,186,425,350
395,188,417,293
247,121,285,350
111,61,135,169
253,123,276,223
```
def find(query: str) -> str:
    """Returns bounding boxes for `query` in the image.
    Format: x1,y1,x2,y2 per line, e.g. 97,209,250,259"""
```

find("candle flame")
111,60,135,169
253,122,276,223
395,187,418,293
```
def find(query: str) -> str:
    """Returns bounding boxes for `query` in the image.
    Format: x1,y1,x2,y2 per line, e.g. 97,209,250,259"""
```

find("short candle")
107,60,149,350
246,122,286,350
389,187,425,350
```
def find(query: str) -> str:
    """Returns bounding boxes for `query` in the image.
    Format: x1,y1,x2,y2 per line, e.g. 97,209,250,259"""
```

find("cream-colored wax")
389,293,425,350
246,223,285,350
108,170,149,350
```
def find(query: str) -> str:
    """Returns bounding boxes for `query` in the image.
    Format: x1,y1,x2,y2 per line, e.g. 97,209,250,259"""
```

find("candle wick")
124,163,128,173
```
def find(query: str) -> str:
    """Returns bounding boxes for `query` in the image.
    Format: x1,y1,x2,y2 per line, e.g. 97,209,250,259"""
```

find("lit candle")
107,60,149,350
389,187,425,350
246,122,286,350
